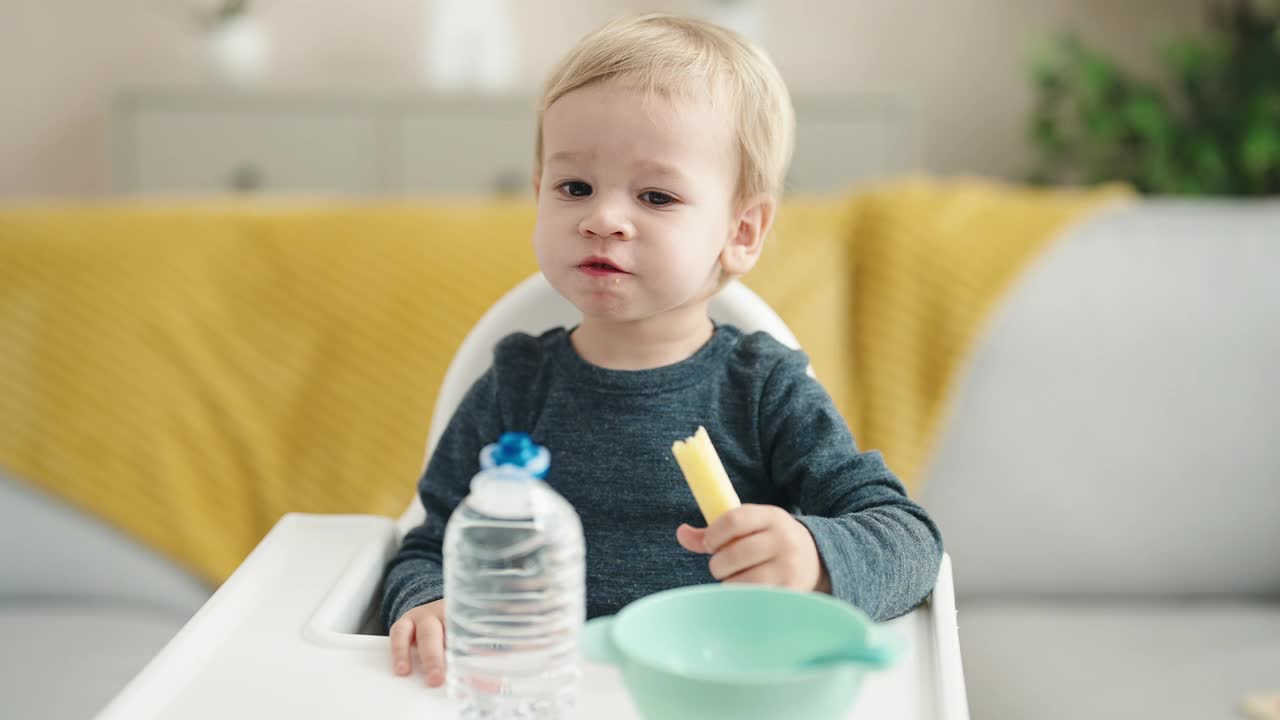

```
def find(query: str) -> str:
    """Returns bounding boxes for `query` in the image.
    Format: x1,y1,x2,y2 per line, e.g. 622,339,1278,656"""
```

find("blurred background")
1,2,1277,720
2,0,1256,198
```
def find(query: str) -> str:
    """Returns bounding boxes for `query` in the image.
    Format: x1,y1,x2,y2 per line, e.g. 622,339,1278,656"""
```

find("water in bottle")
444,432,586,720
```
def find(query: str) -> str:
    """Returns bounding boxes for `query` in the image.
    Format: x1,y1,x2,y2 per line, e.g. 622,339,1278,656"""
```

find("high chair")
98,274,969,720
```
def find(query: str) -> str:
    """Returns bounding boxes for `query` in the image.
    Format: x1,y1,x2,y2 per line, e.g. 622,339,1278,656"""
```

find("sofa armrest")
0,472,211,614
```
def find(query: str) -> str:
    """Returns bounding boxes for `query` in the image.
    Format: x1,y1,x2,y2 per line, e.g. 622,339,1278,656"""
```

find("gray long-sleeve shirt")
381,325,942,629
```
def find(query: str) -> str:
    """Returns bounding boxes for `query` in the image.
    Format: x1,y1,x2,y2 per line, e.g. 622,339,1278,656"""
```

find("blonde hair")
535,13,795,202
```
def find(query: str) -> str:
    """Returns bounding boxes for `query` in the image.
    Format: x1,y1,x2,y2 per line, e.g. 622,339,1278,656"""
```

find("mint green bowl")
581,585,903,720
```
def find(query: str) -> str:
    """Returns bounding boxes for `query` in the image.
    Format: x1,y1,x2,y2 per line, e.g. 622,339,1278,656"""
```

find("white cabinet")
113,89,916,196
120,101,384,194
395,96,536,195
789,96,916,193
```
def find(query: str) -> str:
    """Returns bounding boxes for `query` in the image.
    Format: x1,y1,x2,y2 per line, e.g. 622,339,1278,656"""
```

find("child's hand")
388,599,447,687
676,504,832,593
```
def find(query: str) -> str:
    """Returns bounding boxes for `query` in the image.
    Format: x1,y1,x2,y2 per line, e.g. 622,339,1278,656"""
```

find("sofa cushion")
0,604,189,720
960,600,1280,720
923,200,1280,599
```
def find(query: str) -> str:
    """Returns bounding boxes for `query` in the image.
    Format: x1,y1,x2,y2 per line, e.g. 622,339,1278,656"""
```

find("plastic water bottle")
444,432,586,720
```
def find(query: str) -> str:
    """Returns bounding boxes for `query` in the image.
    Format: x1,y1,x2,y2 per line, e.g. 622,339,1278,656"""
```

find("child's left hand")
676,504,832,593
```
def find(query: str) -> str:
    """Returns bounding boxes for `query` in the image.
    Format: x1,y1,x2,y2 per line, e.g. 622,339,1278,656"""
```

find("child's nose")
578,196,635,241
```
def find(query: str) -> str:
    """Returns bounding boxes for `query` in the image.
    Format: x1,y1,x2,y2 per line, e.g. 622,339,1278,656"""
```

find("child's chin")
578,292,655,322
577,302,635,322
561,284,633,316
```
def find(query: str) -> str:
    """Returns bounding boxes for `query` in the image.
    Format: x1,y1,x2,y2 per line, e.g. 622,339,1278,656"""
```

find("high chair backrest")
398,273,802,529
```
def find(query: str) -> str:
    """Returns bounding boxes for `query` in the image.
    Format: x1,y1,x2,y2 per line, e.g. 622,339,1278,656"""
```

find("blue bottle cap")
479,432,550,478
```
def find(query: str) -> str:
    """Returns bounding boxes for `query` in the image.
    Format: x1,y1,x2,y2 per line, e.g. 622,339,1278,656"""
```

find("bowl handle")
580,616,620,665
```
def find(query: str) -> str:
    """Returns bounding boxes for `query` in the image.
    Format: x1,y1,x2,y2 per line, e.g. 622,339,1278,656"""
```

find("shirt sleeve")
379,365,503,630
760,349,944,621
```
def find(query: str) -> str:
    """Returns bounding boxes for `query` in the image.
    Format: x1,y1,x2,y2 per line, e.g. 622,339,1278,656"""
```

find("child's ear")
721,193,776,275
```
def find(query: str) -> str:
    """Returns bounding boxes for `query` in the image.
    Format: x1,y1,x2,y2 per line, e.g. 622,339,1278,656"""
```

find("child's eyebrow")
633,160,688,181
545,151,689,182
547,150,591,164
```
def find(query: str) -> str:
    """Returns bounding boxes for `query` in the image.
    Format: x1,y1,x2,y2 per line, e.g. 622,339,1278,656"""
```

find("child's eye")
640,191,676,206
558,181,592,197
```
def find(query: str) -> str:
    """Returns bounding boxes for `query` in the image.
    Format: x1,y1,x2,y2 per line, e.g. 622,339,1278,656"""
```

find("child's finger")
723,563,780,587
417,615,447,687
703,504,777,553
708,530,776,581
388,616,416,675
675,523,709,553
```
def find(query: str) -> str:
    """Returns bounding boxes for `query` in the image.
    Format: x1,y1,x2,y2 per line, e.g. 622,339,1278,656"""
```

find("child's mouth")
578,261,626,277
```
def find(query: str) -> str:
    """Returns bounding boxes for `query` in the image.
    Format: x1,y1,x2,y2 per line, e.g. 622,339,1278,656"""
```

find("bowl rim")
607,584,875,685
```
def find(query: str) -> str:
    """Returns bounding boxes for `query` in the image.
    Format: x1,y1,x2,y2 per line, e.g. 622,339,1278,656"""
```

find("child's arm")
379,366,504,634
757,348,942,621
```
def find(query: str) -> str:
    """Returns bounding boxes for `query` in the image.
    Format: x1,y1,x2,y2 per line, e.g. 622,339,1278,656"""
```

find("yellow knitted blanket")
0,181,1126,585
834,180,1130,493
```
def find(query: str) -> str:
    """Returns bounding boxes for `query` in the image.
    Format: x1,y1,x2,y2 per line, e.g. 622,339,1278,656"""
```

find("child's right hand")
389,599,447,687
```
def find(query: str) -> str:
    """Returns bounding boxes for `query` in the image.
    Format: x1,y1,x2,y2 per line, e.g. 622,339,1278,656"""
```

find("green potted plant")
1028,0,1280,195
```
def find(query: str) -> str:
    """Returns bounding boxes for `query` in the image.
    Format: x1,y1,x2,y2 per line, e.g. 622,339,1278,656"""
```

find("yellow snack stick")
671,426,741,524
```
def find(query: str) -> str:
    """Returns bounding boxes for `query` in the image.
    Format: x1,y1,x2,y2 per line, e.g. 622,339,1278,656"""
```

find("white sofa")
0,474,212,720
4,198,1277,719
920,199,1280,719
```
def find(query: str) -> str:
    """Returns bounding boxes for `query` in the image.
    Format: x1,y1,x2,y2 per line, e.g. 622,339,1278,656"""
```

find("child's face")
532,80,742,326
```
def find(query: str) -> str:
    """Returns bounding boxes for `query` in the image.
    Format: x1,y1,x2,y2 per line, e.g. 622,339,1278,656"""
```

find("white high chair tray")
99,514,969,719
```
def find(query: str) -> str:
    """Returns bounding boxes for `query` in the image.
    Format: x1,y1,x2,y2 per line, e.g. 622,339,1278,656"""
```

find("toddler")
383,13,943,686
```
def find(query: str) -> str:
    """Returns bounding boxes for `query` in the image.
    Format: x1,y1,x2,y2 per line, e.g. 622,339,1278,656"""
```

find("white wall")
0,0,1207,197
